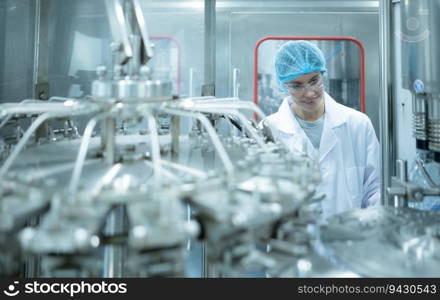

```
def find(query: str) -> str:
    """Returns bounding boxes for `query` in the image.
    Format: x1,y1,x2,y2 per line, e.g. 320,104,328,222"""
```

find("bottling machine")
1,0,440,278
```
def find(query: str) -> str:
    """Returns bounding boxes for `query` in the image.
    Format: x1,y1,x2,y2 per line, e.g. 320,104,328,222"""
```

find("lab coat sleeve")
362,119,381,207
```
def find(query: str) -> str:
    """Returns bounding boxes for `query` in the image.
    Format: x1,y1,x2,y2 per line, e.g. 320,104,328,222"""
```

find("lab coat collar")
319,93,345,162
273,96,302,135
322,92,347,128
274,92,346,133
273,92,347,162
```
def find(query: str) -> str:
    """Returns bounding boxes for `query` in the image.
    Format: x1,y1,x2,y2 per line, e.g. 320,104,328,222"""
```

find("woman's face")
284,72,324,114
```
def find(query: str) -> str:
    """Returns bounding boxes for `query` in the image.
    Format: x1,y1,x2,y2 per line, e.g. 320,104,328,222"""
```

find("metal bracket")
34,82,50,100
388,176,440,206
105,0,154,66
202,84,215,97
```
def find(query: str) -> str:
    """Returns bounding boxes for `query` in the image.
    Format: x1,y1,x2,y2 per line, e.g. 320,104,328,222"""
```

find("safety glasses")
284,75,323,94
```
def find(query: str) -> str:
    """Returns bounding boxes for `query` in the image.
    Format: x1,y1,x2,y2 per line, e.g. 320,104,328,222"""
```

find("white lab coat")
265,92,380,218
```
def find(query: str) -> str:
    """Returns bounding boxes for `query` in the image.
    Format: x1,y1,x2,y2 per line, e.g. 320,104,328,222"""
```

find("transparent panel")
46,0,111,98
0,0,36,103
42,0,204,99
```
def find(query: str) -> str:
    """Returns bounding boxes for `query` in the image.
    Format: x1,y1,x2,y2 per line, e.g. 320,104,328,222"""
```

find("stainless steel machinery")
387,0,440,209
0,0,323,278
3,0,440,279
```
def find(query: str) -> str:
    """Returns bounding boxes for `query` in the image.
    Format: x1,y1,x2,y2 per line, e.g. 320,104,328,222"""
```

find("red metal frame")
253,36,366,115
151,36,181,96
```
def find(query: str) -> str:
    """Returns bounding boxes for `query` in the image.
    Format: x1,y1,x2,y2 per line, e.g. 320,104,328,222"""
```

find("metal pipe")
104,117,116,165
102,242,125,278
416,156,438,188
158,159,208,179
187,99,285,148
189,68,195,98
0,108,91,179
379,0,394,206
396,159,407,182
395,159,408,207
23,216,41,278
102,205,128,278
22,160,98,182
132,0,154,61
142,111,172,227
146,112,163,188
69,111,112,202
48,96,81,102
177,97,289,151
182,98,268,125
91,163,123,197
0,102,90,116
0,99,86,134
143,160,181,182
105,0,133,65
9,99,47,104
186,107,268,151
190,103,265,126
232,68,240,98
160,108,234,175
171,99,180,160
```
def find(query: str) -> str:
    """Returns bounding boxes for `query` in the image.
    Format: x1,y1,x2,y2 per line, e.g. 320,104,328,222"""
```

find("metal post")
171,110,180,160
201,0,217,274
379,0,395,207
104,117,116,165
396,159,407,182
395,159,408,207
102,205,128,278
232,68,240,98
21,1,50,275
23,217,41,277
33,0,50,100
33,0,51,142
189,68,195,98
202,0,216,97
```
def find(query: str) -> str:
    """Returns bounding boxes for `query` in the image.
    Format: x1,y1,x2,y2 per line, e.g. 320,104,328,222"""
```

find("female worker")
264,40,380,218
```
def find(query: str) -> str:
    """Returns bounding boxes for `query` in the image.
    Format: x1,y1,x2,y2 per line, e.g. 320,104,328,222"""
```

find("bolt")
140,65,151,79
110,42,122,52
414,191,423,201
39,92,48,100
96,65,107,79
114,65,123,79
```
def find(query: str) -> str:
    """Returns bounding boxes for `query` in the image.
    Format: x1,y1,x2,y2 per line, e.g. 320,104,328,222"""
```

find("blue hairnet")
274,40,327,89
